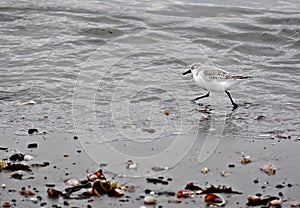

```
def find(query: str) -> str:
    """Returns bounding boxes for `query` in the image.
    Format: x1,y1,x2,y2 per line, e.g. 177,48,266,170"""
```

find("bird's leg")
225,90,238,110
191,92,210,102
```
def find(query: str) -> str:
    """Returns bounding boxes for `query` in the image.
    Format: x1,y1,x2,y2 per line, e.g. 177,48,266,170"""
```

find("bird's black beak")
183,69,191,75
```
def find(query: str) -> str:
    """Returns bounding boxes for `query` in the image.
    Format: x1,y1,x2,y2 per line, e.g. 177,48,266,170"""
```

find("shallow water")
0,0,300,207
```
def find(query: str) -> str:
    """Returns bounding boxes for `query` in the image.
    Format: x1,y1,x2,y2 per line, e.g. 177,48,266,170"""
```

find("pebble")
228,164,235,168
28,129,38,134
27,143,38,148
144,196,157,205
2,184,6,188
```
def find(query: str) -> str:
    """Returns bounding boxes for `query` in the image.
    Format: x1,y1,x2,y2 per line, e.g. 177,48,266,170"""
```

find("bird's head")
183,63,203,75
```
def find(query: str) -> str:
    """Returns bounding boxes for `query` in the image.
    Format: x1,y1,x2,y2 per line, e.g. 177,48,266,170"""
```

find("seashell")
291,201,299,207
260,163,276,175
87,169,105,181
24,155,34,161
125,160,137,169
176,190,194,198
19,189,35,196
201,167,209,174
162,109,170,116
144,196,157,204
220,170,229,177
66,179,80,186
2,202,11,207
241,156,252,164
47,188,62,198
168,197,182,203
269,199,281,206
23,100,36,105
204,193,225,206
2,184,6,188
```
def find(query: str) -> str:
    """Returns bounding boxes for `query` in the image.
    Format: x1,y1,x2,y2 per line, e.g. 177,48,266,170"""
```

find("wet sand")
1,125,299,207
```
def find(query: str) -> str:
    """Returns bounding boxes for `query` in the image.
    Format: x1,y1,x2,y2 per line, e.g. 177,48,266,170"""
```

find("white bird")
183,63,250,109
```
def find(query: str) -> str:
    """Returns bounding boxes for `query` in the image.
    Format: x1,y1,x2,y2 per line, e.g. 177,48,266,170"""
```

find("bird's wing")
203,67,250,80
202,68,234,80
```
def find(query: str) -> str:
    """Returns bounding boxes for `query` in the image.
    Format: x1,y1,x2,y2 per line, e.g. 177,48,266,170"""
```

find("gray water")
0,0,300,206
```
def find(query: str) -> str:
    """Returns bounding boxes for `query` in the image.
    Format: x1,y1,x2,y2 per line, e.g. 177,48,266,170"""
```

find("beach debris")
2,202,11,207
260,163,276,175
28,129,38,135
11,170,33,180
1,184,6,188
291,201,299,207
201,167,209,173
220,170,229,177
162,109,170,116
177,189,195,198
23,100,36,105
205,193,226,207
256,115,265,121
47,188,63,198
92,179,119,197
151,166,168,171
4,163,31,172
185,182,202,191
63,153,70,157
246,195,280,206
24,155,34,161
87,169,106,181
9,153,24,161
143,128,155,133
144,195,157,205
125,160,137,169
0,160,7,171
19,189,35,196
199,185,242,195
146,177,169,185
241,156,252,164
168,198,182,203
66,179,80,186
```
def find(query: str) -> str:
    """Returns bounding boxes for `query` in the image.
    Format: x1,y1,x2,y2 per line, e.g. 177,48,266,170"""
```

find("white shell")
144,196,157,204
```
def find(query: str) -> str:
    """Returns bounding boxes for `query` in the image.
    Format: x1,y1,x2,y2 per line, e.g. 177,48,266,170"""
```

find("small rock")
162,109,170,116
27,143,38,148
28,129,38,134
19,189,35,196
143,128,155,133
24,155,34,161
228,164,235,168
1,184,6,188
260,163,276,175
144,196,156,205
